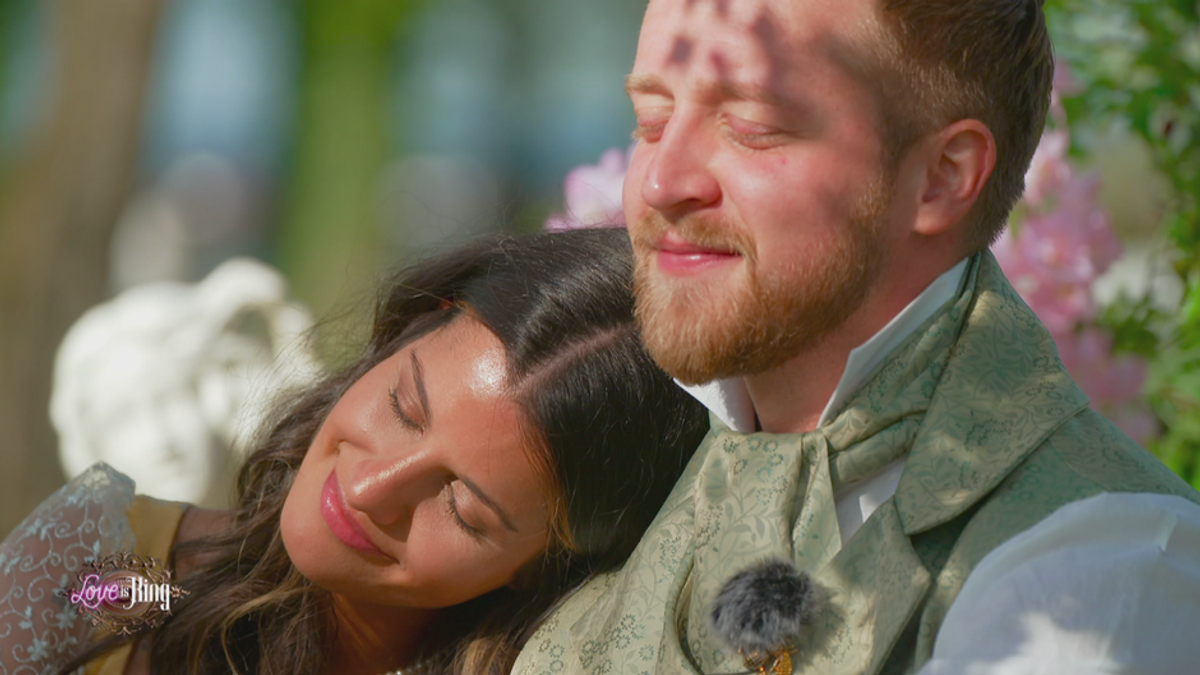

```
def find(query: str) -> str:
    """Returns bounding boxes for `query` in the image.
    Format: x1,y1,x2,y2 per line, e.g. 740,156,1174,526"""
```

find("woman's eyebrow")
410,350,431,424
459,476,519,533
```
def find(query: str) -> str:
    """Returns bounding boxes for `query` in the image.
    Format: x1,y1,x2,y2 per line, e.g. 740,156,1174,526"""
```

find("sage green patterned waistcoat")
513,253,1200,675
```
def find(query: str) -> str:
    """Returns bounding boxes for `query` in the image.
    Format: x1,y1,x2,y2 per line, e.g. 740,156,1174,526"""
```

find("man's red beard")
630,182,891,385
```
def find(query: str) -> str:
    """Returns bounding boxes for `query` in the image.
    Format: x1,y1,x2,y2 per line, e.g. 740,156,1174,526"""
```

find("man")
515,0,1200,673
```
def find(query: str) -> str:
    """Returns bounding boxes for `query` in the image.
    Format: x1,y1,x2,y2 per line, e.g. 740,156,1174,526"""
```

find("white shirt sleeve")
916,491,1200,675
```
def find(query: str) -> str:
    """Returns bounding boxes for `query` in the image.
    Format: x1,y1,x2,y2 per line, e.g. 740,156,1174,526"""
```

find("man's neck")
745,315,876,434
745,257,968,434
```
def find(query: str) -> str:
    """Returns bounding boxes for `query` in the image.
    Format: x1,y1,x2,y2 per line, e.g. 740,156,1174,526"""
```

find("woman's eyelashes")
444,483,486,540
387,355,430,433
387,385,424,432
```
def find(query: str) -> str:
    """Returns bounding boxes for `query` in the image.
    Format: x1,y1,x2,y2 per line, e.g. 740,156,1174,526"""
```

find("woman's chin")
279,517,413,607
280,491,348,589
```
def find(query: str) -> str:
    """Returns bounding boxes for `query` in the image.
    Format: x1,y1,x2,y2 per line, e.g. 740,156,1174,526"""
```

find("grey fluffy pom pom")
708,558,816,658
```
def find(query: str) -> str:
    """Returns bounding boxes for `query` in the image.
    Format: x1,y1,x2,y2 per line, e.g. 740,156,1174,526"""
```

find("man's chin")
634,278,758,384
641,330,758,386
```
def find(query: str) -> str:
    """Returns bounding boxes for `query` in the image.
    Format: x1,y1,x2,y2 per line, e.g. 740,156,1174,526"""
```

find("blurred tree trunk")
0,0,163,534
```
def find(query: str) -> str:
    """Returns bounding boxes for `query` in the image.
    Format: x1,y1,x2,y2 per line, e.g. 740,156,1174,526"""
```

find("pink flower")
994,238,1095,334
1025,174,1122,281
1023,129,1071,207
994,174,1123,333
995,79,1158,445
545,146,634,231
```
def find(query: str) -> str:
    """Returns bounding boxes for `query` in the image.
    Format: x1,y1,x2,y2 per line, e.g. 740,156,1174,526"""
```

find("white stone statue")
51,258,323,506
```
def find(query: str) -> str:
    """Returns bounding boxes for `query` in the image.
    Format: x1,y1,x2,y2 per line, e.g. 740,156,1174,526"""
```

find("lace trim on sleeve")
1,464,136,675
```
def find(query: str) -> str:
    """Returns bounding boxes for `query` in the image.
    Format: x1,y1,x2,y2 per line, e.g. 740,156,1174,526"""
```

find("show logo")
60,552,188,635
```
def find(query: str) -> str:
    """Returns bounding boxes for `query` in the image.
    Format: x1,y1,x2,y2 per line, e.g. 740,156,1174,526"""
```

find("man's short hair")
869,0,1055,253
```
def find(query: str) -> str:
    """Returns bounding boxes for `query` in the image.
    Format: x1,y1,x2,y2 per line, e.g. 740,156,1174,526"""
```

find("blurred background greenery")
1042,0,1200,491
0,0,648,531
0,0,1196,534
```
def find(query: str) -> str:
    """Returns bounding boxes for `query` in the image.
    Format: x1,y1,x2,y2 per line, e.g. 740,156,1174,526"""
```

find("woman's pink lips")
655,232,740,276
321,471,390,558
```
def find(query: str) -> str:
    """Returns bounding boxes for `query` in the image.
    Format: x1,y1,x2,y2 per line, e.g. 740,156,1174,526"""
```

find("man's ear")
910,119,996,237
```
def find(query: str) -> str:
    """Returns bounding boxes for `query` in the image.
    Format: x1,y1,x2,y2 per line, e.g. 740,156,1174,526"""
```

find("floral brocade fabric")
0,465,136,675
512,252,1198,675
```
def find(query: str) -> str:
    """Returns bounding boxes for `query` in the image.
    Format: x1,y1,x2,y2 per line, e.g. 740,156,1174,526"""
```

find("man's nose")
342,448,440,529
640,112,721,215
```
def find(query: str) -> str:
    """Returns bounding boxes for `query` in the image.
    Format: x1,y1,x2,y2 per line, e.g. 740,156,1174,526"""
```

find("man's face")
625,0,899,384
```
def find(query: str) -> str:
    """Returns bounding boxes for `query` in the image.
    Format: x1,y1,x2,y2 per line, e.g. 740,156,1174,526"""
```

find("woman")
0,229,710,675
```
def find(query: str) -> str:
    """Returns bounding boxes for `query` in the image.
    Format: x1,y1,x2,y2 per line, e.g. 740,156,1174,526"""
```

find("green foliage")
1047,0,1200,301
1045,0,1200,484
278,0,429,361
0,1,17,100
1099,294,1167,359
297,0,421,52
1147,346,1200,490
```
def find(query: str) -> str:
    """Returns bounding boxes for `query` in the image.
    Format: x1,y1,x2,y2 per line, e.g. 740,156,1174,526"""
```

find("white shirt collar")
679,258,970,432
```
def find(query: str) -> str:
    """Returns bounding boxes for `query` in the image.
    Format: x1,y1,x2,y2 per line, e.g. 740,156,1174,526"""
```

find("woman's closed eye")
388,350,431,433
388,385,423,432
443,482,486,540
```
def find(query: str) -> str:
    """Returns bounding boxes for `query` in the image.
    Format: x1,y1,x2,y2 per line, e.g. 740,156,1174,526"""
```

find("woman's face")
281,315,551,608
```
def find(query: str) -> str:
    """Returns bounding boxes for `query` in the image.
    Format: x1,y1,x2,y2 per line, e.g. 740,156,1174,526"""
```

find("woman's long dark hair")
62,228,710,675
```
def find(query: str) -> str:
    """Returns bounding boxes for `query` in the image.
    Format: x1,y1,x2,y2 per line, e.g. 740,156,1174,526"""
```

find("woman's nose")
342,447,440,528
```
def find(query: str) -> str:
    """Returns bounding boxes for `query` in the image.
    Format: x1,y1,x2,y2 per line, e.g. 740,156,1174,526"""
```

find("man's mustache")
629,211,756,262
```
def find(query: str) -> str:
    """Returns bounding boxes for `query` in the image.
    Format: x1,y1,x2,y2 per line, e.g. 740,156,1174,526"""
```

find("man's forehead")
638,0,874,45
634,0,879,90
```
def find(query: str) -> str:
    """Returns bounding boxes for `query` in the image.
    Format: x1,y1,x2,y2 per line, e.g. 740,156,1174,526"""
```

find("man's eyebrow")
459,476,519,533
410,350,431,425
625,73,671,98
625,72,789,108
